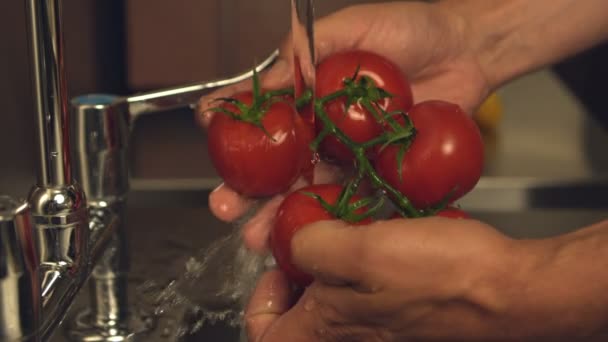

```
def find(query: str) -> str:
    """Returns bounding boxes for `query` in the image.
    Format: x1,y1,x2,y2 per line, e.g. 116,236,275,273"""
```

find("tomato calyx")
207,69,291,140
341,65,393,108
297,79,466,219
302,175,384,224
309,101,422,218
308,76,423,218
313,65,418,182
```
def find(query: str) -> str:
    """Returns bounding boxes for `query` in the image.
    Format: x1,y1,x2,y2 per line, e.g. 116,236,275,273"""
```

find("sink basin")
48,199,244,342
45,182,608,342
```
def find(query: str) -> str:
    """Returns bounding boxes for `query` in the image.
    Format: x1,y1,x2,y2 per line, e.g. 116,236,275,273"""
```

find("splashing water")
136,216,274,340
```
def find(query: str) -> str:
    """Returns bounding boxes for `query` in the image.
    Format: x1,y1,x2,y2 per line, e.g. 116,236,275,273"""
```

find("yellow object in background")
474,92,503,131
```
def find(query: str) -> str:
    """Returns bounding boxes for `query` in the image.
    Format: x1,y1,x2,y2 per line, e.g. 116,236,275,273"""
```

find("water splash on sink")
136,222,273,340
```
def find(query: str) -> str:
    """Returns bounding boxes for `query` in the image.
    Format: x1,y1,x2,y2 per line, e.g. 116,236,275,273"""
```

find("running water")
135,213,274,340
135,1,317,338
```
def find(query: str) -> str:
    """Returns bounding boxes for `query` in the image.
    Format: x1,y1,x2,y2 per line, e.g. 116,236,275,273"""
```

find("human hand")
244,217,605,342
197,1,492,253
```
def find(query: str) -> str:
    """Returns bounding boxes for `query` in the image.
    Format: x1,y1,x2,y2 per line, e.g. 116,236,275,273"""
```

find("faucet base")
65,308,156,342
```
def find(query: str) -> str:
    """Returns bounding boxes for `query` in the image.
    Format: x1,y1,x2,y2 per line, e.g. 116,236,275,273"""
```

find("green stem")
260,87,313,110
354,149,421,218
318,89,349,105
361,99,401,133
295,89,313,109
264,88,295,100
361,134,389,149
313,101,359,148
313,101,421,218
335,171,365,216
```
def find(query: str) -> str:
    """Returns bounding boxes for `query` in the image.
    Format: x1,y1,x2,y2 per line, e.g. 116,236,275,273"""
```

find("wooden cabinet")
126,0,396,91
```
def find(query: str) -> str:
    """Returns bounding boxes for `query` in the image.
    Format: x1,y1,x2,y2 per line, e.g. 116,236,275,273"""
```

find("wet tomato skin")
207,92,311,197
315,50,414,162
375,100,484,209
270,184,371,287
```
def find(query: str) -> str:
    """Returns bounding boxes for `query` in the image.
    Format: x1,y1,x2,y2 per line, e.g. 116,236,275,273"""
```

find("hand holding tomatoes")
271,184,373,287
247,217,536,342
205,48,484,286
198,2,494,256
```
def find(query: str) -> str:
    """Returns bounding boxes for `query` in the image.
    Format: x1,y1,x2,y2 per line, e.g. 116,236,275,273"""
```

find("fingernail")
195,96,215,128
263,59,290,88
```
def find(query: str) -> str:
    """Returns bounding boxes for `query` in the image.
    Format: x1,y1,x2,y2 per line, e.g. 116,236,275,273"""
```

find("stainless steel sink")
48,201,241,342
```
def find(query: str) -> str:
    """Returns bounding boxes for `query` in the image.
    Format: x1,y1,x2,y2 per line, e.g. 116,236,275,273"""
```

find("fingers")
240,162,344,252
209,161,343,252
249,281,389,342
244,270,293,342
196,58,291,129
310,283,390,324
305,6,370,64
241,195,286,254
245,270,324,342
197,5,370,130
291,220,371,285
208,183,254,222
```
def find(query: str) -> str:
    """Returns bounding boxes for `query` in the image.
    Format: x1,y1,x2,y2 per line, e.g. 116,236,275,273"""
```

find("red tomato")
270,184,371,287
315,50,414,162
437,207,470,219
375,100,484,209
207,92,311,197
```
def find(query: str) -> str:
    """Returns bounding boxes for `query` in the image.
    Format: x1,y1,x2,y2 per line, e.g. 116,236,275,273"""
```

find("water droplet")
304,299,315,311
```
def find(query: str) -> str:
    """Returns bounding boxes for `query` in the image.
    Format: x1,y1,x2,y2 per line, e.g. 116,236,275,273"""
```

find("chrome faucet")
0,0,277,341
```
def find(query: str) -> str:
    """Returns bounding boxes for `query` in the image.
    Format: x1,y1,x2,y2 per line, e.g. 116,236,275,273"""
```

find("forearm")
441,0,608,89
499,220,608,340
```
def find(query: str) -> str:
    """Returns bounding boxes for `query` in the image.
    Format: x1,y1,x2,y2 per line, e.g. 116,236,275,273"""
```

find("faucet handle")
71,95,130,203
0,196,41,341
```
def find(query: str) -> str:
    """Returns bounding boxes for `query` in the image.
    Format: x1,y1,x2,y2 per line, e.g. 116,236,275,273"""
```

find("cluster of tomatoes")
207,50,484,287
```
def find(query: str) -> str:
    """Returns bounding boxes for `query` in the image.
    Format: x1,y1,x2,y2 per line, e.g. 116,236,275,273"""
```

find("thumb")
291,220,371,286
244,270,293,341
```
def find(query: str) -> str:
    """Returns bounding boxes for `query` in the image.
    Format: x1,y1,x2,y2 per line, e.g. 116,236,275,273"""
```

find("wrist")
460,236,548,338
439,0,608,90
470,221,608,340
437,0,528,90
